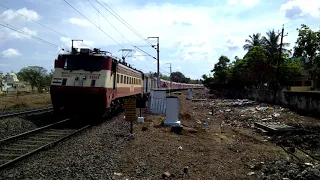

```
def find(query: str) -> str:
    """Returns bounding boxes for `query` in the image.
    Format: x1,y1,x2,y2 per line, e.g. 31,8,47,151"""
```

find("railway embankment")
0,89,319,179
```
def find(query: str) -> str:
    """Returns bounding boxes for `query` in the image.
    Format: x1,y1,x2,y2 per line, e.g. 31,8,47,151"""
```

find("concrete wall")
211,88,320,114
246,89,320,114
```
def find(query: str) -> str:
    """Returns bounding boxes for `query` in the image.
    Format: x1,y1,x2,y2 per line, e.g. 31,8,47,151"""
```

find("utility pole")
148,37,160,89
273,25,285,104
71,40,83,53
166,63,172,94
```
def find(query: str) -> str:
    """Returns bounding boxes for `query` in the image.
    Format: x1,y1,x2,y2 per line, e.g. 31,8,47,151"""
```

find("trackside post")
124,98,137,134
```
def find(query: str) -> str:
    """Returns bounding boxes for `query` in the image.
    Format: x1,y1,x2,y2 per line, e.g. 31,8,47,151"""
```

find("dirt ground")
117,89,320,180
0,93,51,110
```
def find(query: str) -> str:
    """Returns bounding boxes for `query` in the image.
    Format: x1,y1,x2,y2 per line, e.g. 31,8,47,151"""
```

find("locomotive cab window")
61,55,104,71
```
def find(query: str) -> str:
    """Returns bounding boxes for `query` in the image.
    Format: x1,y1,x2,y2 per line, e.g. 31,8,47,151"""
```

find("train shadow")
20,111,69,128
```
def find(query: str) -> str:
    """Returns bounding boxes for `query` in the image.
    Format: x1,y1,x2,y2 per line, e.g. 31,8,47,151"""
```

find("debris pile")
258,160,320,179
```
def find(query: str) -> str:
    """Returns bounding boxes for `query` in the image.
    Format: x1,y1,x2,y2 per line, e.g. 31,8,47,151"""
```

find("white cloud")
280,0,320,19
0,8,40,22
10,27,37,39
131,51,146,61
1,48,21,58
224,36,244,51
0,1,292,79
227,0,260,7
176,66,182,71
68,18,93,27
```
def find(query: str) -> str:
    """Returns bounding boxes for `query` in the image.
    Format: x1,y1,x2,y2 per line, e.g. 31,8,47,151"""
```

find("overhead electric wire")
284,7,320,27
87,0,170,74
87,0,164,71
87,0,132,46
63,0,124,48
0,3,93,49
0,21,69,52
286,19,320,34
96,0,153,47
0,3,68,37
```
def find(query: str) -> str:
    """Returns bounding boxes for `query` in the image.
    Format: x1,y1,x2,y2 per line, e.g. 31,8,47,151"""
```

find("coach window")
130,77,132,84
120,75,123,83
117,74,119,83
127,76,129,84
124,76,127,84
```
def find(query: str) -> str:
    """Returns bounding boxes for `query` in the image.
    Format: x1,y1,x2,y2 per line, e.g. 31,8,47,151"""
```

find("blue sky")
0,0,320,79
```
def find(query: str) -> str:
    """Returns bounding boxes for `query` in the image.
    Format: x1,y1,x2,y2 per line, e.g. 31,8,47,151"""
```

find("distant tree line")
146,71,201,84
202,24,320,90
15,66,53,93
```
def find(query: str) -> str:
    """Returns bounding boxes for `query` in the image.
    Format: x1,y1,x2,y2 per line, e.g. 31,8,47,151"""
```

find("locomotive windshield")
62,55,104,71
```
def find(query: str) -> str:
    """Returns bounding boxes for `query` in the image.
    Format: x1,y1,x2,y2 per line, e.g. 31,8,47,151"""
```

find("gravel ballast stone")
0,113,130,179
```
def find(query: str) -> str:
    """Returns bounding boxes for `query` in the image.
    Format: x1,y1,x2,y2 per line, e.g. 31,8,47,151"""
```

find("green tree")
293,24,320,67
17,66,49,92
201,74,208,80
262,29,290,64
244,46,271,87
243,33,264,51
211,55,231,84
170,71,187,83
279,58,304,85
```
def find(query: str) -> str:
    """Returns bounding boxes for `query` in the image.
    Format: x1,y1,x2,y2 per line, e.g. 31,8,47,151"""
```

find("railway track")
0,107,53,119
0,118,90,170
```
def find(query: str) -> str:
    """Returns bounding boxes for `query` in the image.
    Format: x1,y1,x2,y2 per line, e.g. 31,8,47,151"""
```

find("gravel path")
0,113,131,180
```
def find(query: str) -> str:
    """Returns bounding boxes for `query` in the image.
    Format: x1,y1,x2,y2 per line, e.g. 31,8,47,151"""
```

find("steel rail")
0,107,53,119
0,119,90,170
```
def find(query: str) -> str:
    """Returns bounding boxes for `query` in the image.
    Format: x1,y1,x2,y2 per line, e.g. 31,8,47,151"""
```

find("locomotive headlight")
83,76,87,80
75,77,79,80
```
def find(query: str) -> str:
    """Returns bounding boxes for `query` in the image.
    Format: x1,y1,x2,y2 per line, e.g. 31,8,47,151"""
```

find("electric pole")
148,37,160,89
71,39,83,53
166,63,172,94
273,25,285,104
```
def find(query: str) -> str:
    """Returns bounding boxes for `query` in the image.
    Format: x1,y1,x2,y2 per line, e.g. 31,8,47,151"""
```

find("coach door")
111,60,117,97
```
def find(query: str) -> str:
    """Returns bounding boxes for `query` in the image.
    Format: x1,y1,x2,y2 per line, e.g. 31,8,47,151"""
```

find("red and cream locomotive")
50,48,203,117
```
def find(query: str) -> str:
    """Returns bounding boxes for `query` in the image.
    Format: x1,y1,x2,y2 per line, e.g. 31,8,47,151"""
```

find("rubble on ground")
190,93,320,179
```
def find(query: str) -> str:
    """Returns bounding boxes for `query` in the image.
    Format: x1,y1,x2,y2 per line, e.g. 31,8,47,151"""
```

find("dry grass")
0,93,51,110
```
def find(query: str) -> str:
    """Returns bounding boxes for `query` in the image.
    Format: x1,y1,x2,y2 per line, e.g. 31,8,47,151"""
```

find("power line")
286,19,320,34
63,0,124,48
284,7,320,27
0,21,69,52
0,3,69,37
97,0,153,47
0,3,94,50
87,0,131,45
88,0,163,70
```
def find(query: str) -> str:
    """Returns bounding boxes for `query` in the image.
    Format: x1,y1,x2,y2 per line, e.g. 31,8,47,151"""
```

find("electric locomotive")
50,48,144,117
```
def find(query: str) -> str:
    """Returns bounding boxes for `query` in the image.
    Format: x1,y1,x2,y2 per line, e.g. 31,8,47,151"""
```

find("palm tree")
243,33,264,51
262,29,290,56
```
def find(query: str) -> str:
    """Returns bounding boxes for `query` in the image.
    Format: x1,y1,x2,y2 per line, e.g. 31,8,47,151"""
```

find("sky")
0,0,320,80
